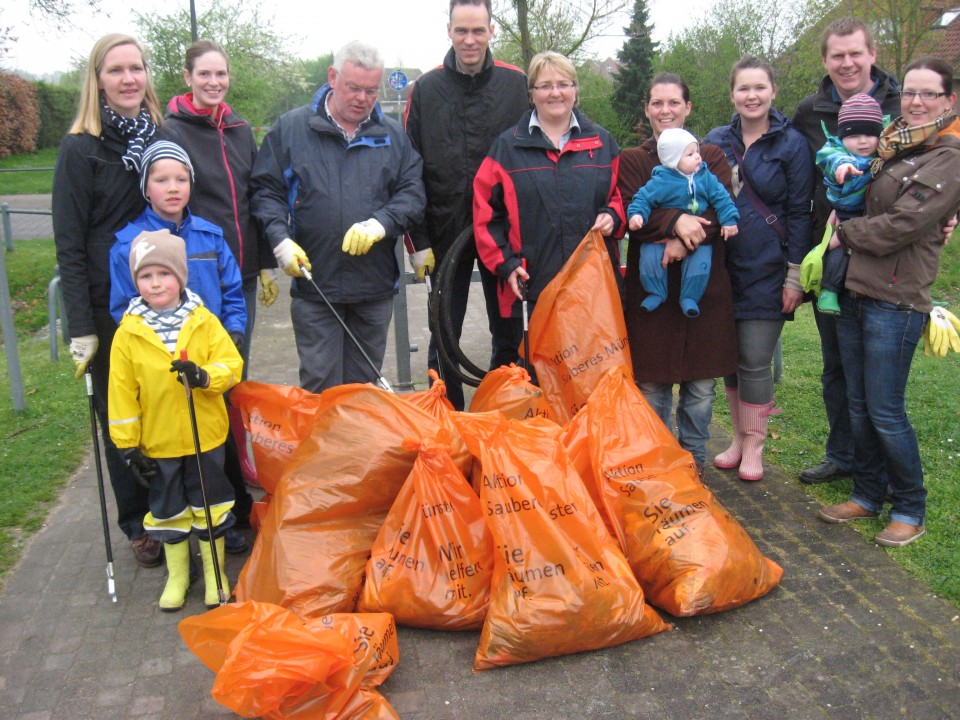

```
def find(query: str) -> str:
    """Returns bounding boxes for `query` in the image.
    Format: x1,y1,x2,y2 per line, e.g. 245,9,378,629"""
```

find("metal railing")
4,202,776,409
1,203,57,411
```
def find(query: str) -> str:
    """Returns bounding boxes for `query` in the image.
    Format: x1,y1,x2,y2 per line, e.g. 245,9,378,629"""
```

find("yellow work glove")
272,238,311,277
924,306,960,358
800,225,833,294
258,268,279,307
342,219,386,256
410,248,436,282
70,334,99,379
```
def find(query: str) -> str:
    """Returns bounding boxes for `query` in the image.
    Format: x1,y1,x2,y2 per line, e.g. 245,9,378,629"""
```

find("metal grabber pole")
298,262,395,392
86,371,117,602
519,278,531,373
424,271,443,382
177,351,227,606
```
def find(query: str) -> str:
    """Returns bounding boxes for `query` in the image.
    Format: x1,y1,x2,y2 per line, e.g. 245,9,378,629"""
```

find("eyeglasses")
532,82,576,93
342,82,379,98
900,90,947,101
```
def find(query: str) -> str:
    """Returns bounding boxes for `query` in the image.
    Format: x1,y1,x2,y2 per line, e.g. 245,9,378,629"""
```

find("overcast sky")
2,0,715,77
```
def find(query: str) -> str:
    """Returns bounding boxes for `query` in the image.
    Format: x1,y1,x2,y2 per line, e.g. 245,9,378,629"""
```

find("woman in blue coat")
703,55,814,481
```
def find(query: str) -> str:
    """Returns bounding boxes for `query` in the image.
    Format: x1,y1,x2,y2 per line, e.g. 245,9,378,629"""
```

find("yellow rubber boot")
158,540,191,612
199,536,230,609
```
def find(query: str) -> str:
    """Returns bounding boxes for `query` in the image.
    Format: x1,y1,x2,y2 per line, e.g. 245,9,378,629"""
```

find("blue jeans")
639,379,715,465
813,304,855,471
836,294,927,526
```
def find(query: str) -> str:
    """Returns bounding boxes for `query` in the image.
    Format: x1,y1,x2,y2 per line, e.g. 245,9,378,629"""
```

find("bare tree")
656,0,831,137
493,0,629,69
841,0,946,78
27,0,100,26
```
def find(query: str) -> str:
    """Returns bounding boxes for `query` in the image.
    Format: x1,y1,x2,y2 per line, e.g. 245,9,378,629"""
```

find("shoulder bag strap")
731,142,786,244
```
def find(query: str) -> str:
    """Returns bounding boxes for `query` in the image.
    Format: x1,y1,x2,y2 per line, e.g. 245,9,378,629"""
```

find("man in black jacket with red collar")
404,0,529,409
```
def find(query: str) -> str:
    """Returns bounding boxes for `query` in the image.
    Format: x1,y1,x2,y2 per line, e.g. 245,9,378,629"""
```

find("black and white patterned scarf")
100,100,157,172
126,289,203,353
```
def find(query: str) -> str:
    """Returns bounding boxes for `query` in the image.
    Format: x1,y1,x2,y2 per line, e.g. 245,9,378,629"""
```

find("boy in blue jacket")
109,140,246,337
812,93,883,315
109,140,252,555
628,128,739,317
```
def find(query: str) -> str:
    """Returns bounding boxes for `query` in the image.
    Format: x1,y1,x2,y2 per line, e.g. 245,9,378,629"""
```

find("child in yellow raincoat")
108,228,243,611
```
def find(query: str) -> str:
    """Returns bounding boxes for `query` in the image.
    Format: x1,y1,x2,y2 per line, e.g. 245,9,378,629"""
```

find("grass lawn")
1,239,88,585
716,236,960,605
0,148,58,195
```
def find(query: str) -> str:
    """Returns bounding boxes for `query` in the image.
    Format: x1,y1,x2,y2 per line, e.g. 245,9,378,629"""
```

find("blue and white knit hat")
138,140,195,199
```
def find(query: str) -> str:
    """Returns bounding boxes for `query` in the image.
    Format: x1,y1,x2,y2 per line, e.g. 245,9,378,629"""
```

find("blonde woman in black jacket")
52,33,163,567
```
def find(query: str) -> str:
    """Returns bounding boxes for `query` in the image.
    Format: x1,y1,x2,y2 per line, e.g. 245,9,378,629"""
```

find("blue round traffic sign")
388,71,408,91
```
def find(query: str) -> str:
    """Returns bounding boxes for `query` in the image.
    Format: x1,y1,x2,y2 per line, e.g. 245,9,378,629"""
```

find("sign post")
388,70,408,123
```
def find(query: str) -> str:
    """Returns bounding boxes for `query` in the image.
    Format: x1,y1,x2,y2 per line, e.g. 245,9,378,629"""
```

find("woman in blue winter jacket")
703,55,814,481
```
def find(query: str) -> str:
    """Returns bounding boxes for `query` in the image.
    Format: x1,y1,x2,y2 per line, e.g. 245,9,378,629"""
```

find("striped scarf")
871,112,955,175
100,100,157,173
126,289,202,353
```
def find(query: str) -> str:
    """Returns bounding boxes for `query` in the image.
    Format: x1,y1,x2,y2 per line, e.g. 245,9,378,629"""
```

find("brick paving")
1,266,958,720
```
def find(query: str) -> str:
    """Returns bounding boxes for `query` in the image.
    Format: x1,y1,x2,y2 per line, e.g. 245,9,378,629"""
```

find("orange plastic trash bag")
402,370,471,473
357,436,494,630
527,229,632,423
179,602,399,720
469,364,557,422
577,367,783,616
235,384,454,619
230,382,325,494
561,409,620,548
452,412,668,671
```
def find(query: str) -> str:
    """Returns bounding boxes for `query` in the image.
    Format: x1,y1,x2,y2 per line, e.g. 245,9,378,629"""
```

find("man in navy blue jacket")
251,41,425,393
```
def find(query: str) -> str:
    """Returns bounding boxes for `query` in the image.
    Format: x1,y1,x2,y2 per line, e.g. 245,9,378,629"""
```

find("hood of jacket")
729,107,792,142
166,93,244,130
310,84,385,124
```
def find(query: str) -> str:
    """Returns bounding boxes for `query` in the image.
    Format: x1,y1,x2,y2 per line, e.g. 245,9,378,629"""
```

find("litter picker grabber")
519,278,531,373
298,262,395,393
424,271,443,382
86,371,117,603
177,350,227,607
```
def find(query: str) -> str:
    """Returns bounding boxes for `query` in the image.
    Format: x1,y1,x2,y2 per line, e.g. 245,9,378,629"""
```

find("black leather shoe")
224,526,249,554
799,460,850,484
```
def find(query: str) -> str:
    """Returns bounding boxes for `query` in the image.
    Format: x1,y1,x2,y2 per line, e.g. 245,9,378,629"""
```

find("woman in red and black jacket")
162,39,275,540
473,51,625,368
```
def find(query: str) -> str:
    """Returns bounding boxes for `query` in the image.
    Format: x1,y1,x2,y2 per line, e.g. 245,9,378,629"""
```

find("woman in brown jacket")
616,73,738,475
817,57,960,547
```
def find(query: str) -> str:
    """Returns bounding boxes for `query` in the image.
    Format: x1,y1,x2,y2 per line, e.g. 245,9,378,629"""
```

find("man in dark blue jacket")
251,41,425,393
404,0,529,409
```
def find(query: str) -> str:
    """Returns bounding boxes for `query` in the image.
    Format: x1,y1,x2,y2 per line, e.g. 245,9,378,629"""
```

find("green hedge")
35,82,79,149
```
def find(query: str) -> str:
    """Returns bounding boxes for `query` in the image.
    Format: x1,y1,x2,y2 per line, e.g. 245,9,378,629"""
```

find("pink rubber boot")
713,387,743,469
738,399,778,481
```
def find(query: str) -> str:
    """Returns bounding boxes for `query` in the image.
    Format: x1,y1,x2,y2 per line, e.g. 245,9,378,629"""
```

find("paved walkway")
0,194,53,242
1,269,958,720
